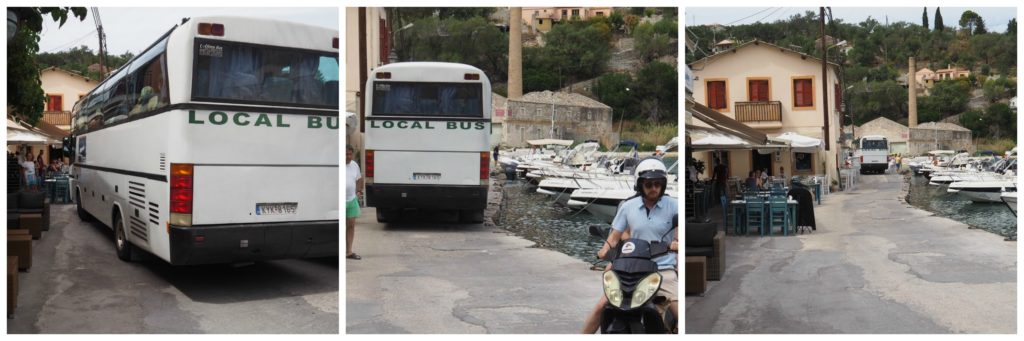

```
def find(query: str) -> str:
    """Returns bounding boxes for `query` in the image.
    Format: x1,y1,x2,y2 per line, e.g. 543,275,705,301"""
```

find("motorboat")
567,160,678,222
1001,191,1017,216
947,180,1017,203
928,158,1015,185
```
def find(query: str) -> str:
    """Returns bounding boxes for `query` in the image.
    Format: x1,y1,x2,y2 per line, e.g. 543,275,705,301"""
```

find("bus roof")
371,62,488,83
177,16,338,53
861,135,887,139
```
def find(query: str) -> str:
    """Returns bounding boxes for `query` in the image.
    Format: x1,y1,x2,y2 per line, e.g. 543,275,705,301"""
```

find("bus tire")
460,209,484,224
113,213,136,262
375,208,391,223
76,189,95,222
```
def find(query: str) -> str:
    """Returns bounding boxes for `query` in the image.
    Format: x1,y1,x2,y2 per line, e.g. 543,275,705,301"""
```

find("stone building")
854,117,910,154
503,91,613,147
908,122,973,155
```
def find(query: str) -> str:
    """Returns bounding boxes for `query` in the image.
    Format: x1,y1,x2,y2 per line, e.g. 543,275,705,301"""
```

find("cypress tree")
922,7,929,29
935,7,944,32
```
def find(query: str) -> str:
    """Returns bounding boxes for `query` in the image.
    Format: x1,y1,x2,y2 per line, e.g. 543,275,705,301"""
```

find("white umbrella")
772,132,822,152
7,129,58,145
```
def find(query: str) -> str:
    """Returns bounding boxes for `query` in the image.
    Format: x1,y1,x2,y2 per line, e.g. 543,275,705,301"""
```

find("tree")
634,22,672,62
399,16,509,82
592,73,635,120
982,76,1016,103
983,103,1015,139
624,14,640,34
634,61,677,123
958,10,985,35
541,20,612,85
1008,18,1017,36
935,7,944,32
609,11,624,32
922,7,929,29
7,7,87,125
920,79,970,118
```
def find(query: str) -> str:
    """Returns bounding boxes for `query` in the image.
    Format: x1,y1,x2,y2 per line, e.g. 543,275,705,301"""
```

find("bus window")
371,82,482,117
861,139,887,150
192,40,339,108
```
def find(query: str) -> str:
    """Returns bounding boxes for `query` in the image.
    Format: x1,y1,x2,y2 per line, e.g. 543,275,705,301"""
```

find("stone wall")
503,100,614,147
908,128,974,155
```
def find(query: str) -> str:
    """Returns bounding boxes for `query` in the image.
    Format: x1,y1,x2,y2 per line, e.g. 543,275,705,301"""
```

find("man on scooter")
581,158,678,333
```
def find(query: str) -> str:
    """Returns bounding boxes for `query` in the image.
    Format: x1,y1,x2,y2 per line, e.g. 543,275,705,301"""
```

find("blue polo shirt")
611,195,678,269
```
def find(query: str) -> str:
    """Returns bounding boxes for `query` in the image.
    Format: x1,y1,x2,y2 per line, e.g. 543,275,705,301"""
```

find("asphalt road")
685,172,1017,333
7,204,338,334
345,207,603,334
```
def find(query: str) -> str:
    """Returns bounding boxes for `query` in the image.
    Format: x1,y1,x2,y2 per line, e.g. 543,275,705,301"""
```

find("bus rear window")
861,140,888,150
192,39,339,108
371,82,482,117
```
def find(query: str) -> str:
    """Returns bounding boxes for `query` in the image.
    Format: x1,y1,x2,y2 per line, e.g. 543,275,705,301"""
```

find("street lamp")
388,23,415,64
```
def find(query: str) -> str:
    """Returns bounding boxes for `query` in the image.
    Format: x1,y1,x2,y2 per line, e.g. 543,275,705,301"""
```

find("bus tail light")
376,72,391,79
170,163,193,226
480,152,490,181
465,73,480,80
860,156,864,164
198,23,225,36
332,37,339,49
365,150,375,180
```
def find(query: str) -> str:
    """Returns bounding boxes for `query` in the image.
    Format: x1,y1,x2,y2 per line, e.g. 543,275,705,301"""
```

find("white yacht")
947,180,1017,202
1001,191,1017,216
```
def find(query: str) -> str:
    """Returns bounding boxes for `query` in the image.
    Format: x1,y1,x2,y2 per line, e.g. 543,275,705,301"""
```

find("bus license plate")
413,173,441,181
256,202,298,215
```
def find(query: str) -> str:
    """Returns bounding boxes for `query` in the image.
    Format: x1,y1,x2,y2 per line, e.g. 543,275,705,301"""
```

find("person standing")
711,160,729,202
21,157,38,191
345,144,364,260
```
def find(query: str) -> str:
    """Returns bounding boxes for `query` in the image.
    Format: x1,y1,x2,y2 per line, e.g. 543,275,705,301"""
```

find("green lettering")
426,122,435,129
309,116,323,128
254,114,272,127
188,110,204,124
447,122,457,129
411,121,423,129
475,122,485,130
459,122,471,130
326,117,339,129
209,111,228,125
368,119,377,129
233,113,250,126
276,114,290,127
397,121,409,129
383,121,394,128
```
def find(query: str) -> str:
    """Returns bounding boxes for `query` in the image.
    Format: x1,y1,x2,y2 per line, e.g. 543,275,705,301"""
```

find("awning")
7,129,58,145
772,132,822,152
527,139,573,146
686,98,768,145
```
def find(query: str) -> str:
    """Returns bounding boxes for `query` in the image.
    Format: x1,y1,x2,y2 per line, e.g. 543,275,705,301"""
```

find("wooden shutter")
708,81,726,110
749,80,768,102
794,79,812,107
47,95,63,111
835,83,842,111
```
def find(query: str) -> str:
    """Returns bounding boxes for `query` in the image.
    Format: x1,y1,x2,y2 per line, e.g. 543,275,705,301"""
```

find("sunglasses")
642,180,666,189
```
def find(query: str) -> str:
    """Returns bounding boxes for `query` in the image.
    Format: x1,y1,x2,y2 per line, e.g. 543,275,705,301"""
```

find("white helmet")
634,158,668,194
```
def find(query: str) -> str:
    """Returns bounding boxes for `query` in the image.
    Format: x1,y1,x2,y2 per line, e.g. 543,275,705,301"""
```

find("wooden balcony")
735,101,782,123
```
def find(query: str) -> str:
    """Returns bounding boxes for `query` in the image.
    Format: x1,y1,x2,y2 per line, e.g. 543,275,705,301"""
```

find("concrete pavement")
7,204,339,334
685,173,1016,333
345,207,603,334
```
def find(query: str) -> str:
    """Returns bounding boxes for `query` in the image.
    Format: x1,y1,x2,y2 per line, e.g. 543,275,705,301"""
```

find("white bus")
858,135,889,174
69,17,340,265
363,62,491,223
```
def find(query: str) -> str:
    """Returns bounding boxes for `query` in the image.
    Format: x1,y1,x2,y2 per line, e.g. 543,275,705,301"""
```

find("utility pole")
820,7,830,151
91,7,107,80
358,8,368,133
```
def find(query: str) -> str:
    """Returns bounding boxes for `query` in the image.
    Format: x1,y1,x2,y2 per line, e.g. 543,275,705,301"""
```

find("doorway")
752,150,773,176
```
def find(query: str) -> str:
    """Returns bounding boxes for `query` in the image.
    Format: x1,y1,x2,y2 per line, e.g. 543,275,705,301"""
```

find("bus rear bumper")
367,184,488,210
168,220,338,265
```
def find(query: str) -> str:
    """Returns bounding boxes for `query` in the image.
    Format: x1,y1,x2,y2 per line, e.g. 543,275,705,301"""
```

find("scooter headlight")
630,272,663,309
602,271,624,308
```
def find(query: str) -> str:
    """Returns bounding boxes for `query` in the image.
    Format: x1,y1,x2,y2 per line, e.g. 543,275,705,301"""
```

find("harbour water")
499,180,607,263
905,174,1017,240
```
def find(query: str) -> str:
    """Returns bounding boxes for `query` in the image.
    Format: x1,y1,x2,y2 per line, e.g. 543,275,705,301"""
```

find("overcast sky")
686,7,1017,33
37,7,338,56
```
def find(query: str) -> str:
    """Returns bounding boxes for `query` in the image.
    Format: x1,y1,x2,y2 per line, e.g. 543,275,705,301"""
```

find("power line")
754,7,784,24
43,29,98,53
725,7,775,26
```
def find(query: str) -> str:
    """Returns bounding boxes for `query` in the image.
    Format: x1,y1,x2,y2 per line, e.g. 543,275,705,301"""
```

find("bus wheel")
375,208,391,223
113,214,136,262
76,190,95,222
459,209,484,224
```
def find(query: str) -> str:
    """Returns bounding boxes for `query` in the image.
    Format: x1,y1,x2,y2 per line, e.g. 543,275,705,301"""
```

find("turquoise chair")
744,195,766,236
769,195,789,236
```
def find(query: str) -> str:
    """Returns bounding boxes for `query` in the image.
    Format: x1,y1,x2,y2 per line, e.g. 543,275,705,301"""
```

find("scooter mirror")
649,242,669,257
588,225,609,239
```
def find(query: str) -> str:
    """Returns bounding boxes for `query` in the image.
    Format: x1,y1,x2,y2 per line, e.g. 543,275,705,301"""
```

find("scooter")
588,220,678,334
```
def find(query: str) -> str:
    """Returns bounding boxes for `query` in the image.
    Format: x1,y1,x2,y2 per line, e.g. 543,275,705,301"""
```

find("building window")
794,152,813,173
46,94,63,111
595,11,605,17
705,80,727,111
561,9,567,18
747,78,769,102
571,9,580,17
792,77,814,109
538,19,544,25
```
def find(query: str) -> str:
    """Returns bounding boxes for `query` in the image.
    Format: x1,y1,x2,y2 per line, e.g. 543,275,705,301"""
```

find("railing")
735,101,782,123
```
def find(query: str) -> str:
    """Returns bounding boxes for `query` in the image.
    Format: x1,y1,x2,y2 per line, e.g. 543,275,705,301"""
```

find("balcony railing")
735,101,782,123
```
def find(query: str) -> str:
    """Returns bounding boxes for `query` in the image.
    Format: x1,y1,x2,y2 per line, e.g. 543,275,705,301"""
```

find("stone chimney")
508,7,523,100
908,57,918,127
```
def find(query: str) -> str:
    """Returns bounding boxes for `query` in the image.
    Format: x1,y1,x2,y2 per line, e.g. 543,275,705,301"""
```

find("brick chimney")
908,57,918,127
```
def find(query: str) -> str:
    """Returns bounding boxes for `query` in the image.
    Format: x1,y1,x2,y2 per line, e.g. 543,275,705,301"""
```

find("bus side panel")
191,166,339,225
76,114,174,263
373,151,482,186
